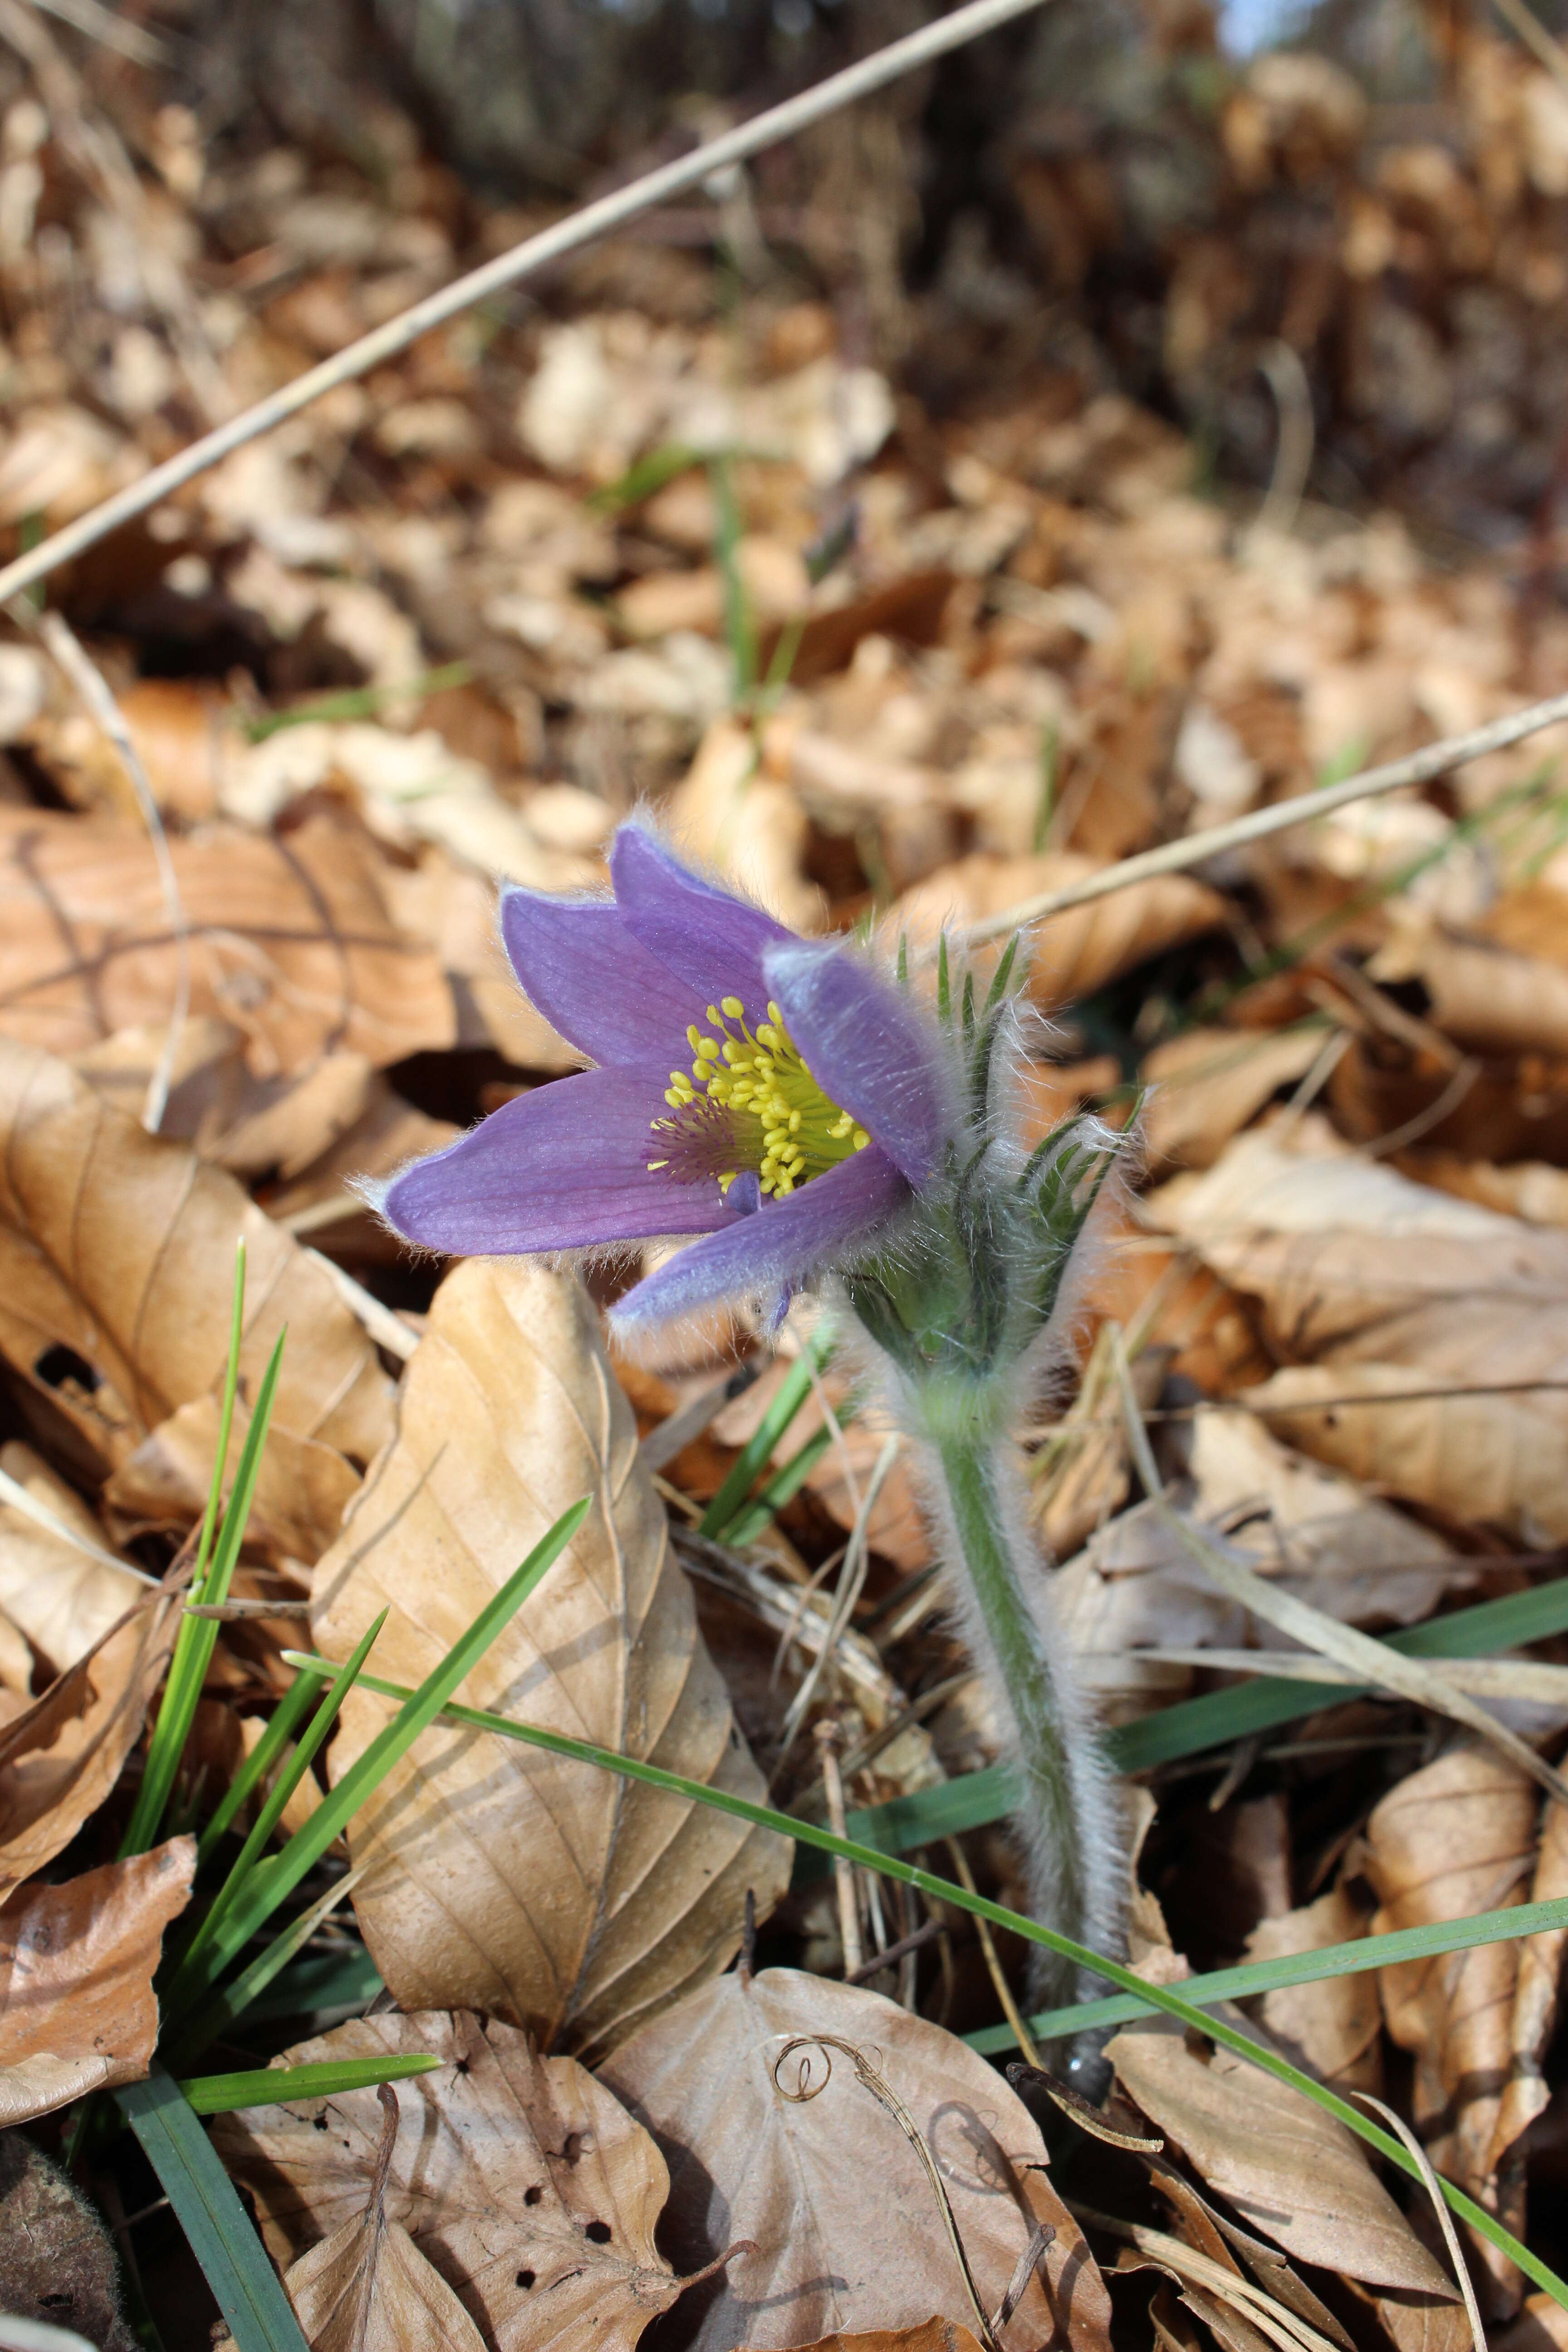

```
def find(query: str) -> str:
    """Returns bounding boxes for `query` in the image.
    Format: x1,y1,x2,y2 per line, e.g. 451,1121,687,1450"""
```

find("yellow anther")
721,995,744,1018
853,1128,869,1150
789,1110,802,1132
687,1024,703,1051
767,1000,783,1025
651,978,874,1202
707,1004,723,1027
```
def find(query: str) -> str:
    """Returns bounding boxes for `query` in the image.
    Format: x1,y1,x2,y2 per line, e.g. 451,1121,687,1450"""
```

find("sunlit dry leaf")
0,1836,193,2123
1363,1742,1537,2307
0,1438,145,1675
1152,1119,1568,1544
895,851,1225,1011
1106,2010,1457,2293
0,1039,392,1494
1242,1882,1382,2092
216,2011,683,2352
1141,1025,1327,1169
0,1582,180,1896
29,676,231,823
598,1965,1113,2352
0,805,455,1072
383,850,582,1071
312,1257,791,2059
1370,916,1568,1059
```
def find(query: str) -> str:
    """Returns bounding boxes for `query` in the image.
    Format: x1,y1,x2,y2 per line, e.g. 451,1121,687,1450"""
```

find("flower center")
647,995,870,1200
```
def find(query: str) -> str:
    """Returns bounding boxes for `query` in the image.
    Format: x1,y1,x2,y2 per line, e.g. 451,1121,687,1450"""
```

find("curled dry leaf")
0,1038,392,1550
0,1835,194,2124
747,2328,985,2352
215,2010,684,2352
895,850,1225,1011
311,1257,790,2060
1491,1794,1568,2172
596,1964,1113,2352
0,1437,146,1675
1242,1882,1382,2093
0,805,455,1072
1362,1741,1538,2306
0,1579,181,1896
1105,2009,1458,2296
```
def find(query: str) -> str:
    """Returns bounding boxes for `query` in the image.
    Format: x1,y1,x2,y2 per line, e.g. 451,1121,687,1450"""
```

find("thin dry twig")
944,1833,1042,2069
779,1433,899,1754
1353,2093,1489,2352
34,611,191,1132
955,687,1568,952
0,0,1058,612
815,1720,864,1978
1490,0,1568,92
1247,340,1315,544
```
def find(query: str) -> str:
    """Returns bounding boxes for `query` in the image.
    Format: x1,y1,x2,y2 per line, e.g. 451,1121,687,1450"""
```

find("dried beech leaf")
1142,1025,1327,1170
1154,1121,1568,1543
0,1039,392,1494
1105,2011,1456,2293
279,2214,489,2352
0,805,455,1070
1363,1742,1537,2302
896,851,1225,1011
0,1582,181,1897
311,1257,790,2059
1242,1882,1382,2092
597,1964,1114,2352
0,1836,194,2123
748,2328,985,2352
0,1438,146,1674
214,2010,683,2352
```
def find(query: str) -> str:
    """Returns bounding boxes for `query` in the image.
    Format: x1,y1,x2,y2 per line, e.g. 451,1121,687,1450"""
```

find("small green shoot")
196,1670,321,1866
172,1496,592,2001
241,663,472,741
700,1330,832,1540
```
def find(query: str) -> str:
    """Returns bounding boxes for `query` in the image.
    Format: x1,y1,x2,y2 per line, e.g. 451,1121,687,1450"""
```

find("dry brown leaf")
1371,918,1568,1058
0,1039,392,1504
667,717,826,937
0,804,455,1073
1105,2009,1458,2294
1152,1119,1568,1543
382,850,581,1070
1491,1794,1568,2169
597,1964,1114,2352
29,676,231,823
1141,1025,1327,1169
1242,1882,1382,2092
215,2010,683,2352
0,1580,181,1897
1363,1742,1537,2306
895,851,1225,1011
0,1836,194,2123
311,1256,790,2060
753,2328,984,2352
0,1438,146,1675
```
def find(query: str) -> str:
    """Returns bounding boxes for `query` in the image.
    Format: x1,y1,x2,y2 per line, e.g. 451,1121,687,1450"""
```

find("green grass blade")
169,1873,368,2069
178,1497,591,1999
700,1334,829,1539
122,1316,284,1859
196,1672,322,1867
171,1612,387,1999
177,2054,439,2117
242,663,471,741
583,441,706,514
237,1944,383,2027
271,1648,1568,2308
830,1571,1568,1860
967,1892,1568,2053
724,1424,835,1545
115,2063,307,2352
708,454,756,697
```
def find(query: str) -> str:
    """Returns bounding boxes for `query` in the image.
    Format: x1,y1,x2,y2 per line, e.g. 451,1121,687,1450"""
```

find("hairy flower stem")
910,1411,1122,2053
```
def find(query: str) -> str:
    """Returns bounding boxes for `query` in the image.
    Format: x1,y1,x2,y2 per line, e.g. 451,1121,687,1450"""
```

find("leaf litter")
5,2,1568,2345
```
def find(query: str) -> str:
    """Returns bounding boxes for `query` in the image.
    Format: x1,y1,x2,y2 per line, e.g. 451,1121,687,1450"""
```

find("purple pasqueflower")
377,826,949,1336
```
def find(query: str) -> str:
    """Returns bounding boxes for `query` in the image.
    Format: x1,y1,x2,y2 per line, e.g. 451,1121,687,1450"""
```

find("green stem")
930,1430,1116,2001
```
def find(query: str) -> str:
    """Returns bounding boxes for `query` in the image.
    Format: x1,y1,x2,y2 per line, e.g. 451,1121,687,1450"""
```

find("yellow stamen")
648,989,872,1200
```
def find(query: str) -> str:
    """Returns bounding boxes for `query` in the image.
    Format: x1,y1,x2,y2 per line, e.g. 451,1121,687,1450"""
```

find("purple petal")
763,941,949,1185
500,888,709,1070
608,1142,907,1340
381,1068,740,1255
610,825,794,1019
